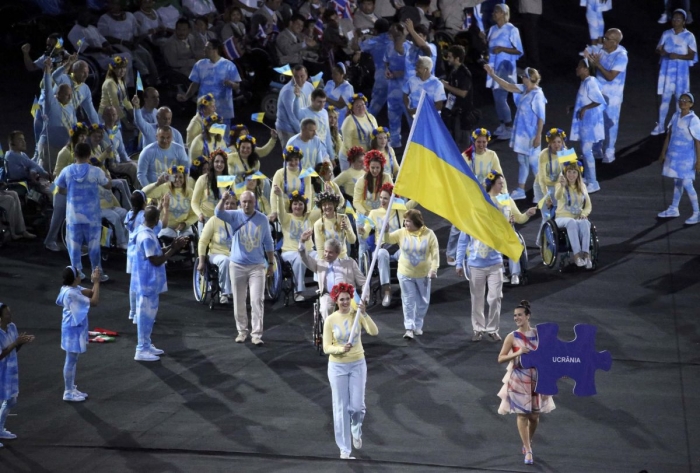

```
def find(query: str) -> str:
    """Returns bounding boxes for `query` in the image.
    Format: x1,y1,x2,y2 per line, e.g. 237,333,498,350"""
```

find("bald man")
101,106,140,189
39,58,76,173
132,95,185,149
215,190,274,345
52,58,100,125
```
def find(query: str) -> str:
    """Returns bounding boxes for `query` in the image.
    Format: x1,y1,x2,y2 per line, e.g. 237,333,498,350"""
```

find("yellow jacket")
98,78,132,119
143,182,198,228
186,114,204,150
191,174,220,219
554,183,592,219
197,216,232,257
275,195,313,253
271,167,314,215
464,149,506,192
314,215,356,259
352,172,393,216
538,147,566,195
333,167,364,197
55,146,74,177
384,226,439,277
189,134,226,162
323,309,378,363
364,200,417,235
341,112,377,155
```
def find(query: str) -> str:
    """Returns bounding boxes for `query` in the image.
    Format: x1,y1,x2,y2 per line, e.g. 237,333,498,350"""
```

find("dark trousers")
519,13,541,71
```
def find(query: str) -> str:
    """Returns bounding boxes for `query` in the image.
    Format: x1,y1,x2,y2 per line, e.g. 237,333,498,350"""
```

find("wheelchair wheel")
192,256,210,304
359,250,370,277
265,252,283,303
281,261,295,307
516,231,529,285
539,220,560,269
312,300,324,355
588,224,600,270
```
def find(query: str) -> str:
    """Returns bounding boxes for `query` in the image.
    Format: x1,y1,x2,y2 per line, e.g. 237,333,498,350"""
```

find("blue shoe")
685,212,700,225
658,207,680,218
510,188,526,201
586,181,601,194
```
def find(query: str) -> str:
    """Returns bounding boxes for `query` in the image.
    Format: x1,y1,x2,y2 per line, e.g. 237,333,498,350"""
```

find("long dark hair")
208,150,229,200
516,299,531,315
62,266,77,286
129,190,147,223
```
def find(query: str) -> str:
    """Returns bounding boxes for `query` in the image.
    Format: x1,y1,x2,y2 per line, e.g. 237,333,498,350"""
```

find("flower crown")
169,165,186,175
546,128,567,142
108,55,128,69
203,114,221,128
283,145,303,160
363,149,386,170
191,155,208,168
69,122,88,136
563,160,585,173
198,93,215,108
347,93,367,109
330,282,355,301
236,135,257,147
289,189,308,203
371,126,390,138
315,191,341,208
379,182,394,194
484,169,500,186
229,124,249,137
89,123,105,132
346,146,365,161
208,149,226,161
471,128,491,142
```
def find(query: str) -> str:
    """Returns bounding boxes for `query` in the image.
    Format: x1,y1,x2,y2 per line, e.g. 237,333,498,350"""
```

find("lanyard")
283,167,305,196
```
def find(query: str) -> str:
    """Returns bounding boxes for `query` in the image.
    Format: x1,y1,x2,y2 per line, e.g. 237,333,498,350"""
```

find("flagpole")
347,91,428,345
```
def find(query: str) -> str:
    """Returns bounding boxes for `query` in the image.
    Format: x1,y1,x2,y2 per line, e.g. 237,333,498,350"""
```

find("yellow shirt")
186,114,204,150
191,174,219,219
143,182,198,227
379,148,401,178
323,309,378,363
226,137,277,175
98,78,132,119
492,193,530,224
341,112,378,155
98,183,120,209
385,226,439,278
364,200,418,235
55,146,74,176
352,172,393,215
554,183,592,219
537,147,565,195
465,149,506,192
197,217,232,256
271,167,314,215
333,167,365,197
189,134,226,162
275,195,313,253
308,180,345,223
314,215,356,259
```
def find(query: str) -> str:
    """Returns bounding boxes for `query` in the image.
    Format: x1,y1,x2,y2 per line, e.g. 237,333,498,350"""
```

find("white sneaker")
498,127,513,140
340,452,356,460
575,256,586,267
382,292,391,307
72,385,88,398
353,435,362,449
685,212,700,225
220,294,228,304
414,328,423,335
494,123,506,136
510,274,520,285
585,257,593,270
658,207,680,218
0,430,17,440
134,350,160,361
658,13,667,23
586,181,601,194
510,188,526,201
251,337,264,346
403,330,414,339
45,242,61,252
100,274,110,283
235,333,247,343
63,390,86,402
602,149,615,164
294,293,305,302
149,345,164,355
650,124,665,136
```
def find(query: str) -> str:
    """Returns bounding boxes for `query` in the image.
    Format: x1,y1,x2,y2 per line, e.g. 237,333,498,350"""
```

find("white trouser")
468,264,503,333
328,359,367,456
282,250,307,293
159,226,195,239
230,262,266,338
377,247,400,285
397,273,431,331
555,217,591,255
209,253,232,295
320,293,334,320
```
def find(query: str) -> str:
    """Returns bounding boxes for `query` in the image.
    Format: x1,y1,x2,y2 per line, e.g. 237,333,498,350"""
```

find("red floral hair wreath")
379,182,394,195
330,282,355,301
363,150,386,170
346,146,365,162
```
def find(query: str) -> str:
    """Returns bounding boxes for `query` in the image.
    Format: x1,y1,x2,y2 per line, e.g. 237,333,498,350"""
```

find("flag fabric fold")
393,95,523,261
223,37,241,60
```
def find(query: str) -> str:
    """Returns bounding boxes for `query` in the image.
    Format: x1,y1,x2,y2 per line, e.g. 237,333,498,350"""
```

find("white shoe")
382,292,391,307
650,124,665,136
100,274,110,283
585,257,593,270
575,256,586,267
414,328,423,335
586,181,601,194
497,127,513,140
510,188,526,201
294,293,305,302
63,390,86,402
220,294,228,304
602,149,615,164
493,123,506,136
658,13,667,23
0,430,17,440
45,242,61,252
685,212,700,225
251,337,264,346
658,207,680,218
510,274,520,285
72,385,88,398
235,333,247,343
134,350,160,361
149,345,164,355
353,435,362,449
403,330,414,339
340,452,356,460
446,256,456,266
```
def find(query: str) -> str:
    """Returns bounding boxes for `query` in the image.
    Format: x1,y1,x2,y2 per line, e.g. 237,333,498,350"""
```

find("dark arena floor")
0,0,698,472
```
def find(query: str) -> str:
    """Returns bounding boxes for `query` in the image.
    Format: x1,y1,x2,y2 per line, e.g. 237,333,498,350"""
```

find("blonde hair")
495,3,510,22
525,67,542,85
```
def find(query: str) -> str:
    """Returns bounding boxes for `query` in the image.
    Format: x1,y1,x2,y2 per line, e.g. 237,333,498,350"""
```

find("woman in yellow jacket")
327,106,344,165
314,192,356,260
142,165,198,238
340,94,377,170
192,150,228,229
333,146,366,201
383,209,439,339
189,114,226,162
273,186,315,301
271,146,315,215
98,56,132,121
554,161,593,268
323,282,378,460
369,127,400,179
186,93,216,150
353,150,393,255
309,161,344,222
197,195,236,305
228,125,277,172
537,128,567,217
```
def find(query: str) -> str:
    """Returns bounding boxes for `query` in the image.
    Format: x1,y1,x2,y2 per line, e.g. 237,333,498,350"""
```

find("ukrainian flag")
393,95,523,261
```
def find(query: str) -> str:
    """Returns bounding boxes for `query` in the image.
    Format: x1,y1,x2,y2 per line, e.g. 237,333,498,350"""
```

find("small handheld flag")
345,201,356,216
311,72,324,88
223,37,241,60
299,167,319,179
136,71,144,92
251,113,265,123
393,198,407,210
314,18,324,38
274,64,293,76
495,194,511,205
209,123,226,136
216,175,236,188
333,0,353,19
76,37,85,53
247,171,267,180
56,37,64,49
234,180,247,194
30,96,40,118
557,148,578,165
357,213,375,228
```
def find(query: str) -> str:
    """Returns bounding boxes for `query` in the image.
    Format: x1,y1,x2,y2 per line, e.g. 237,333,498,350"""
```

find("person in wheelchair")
0,184,35,241
314,192,356,260
186,94,217,150
309,161,345,222
273,186,315,302
484,171,536,285
537,128,568,221
189,114,227,163
554,160,593,269
299,231,366,320
271,146,315,215
142,166,198,238
353,150,393,254
370,127,400,179
4,131,53,199
229,125,278,164
333,146,365,202
241,172,273,217
87,124,131,209
197,194,236,305
91,159,129,250
358,183,417,306
192,150,228,229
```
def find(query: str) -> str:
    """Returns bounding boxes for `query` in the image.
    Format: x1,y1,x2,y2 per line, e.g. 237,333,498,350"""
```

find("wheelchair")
60,217,121,262
503,231,529,285
265,220,285,303
192,253,231,310
358,232,399,307
158,223,199,267
539,219,599,272
312,295,324,356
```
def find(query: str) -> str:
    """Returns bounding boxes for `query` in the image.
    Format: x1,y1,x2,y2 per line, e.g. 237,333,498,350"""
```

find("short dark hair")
404,209,424,228
208,38,223,56
448,45,466,63
310,89,327,100
374,18,390,34
293,64,307,73
8,131,24,146
74,142,91,159
414,24,429,37
290,13,305,24
176,18,190,28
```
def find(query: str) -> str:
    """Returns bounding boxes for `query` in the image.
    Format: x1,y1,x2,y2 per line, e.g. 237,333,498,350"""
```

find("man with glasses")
584,28,627,163
403,56,446,118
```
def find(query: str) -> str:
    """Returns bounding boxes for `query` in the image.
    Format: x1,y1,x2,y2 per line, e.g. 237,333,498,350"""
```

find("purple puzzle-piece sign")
519,323,612,396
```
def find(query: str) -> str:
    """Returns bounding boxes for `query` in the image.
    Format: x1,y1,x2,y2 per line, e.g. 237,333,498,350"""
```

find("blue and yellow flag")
557,148,578,165
393,95,523,261
311,72,324,88
274,64,293,76
30,96,40,118
216,175,236,188
345,201,356,216
251,112,265,123
136,71,144,92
